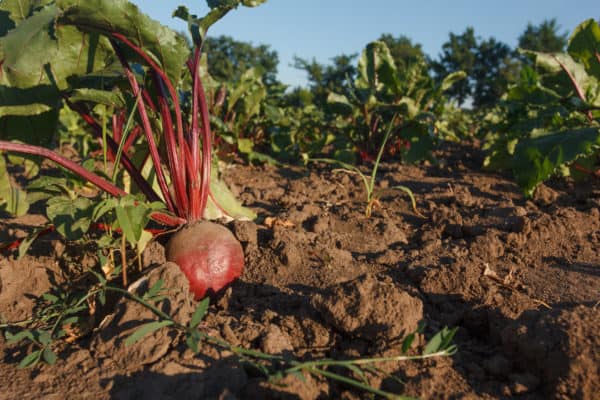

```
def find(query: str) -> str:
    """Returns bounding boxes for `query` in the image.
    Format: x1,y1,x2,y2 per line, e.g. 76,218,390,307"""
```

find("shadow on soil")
418,290,579,399
105,356,303,400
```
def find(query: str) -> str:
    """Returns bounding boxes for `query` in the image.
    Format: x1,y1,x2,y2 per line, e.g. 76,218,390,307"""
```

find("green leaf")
6,153,40,179
0,185,28,216
18,350,41,369
92,197,118,223
356,41,399,93
17,226,49,259
46,196,95,240
0,5,61,88
402,332,416,353
68,88,126,108
136,229,153,257
5,330,35,344
237,138,254,154
567,19,600,78
189,298,210,329
115,198,154,246
57,0,188,84
241,0,268,6
0,109,59,147
513,127,600,196
440,71,467,93
0,85,59,117
42,347,57,365
37,330,52,345
144,279,164,300
174,0,265,46
0,1,55,29
185,334,199,353
327,92,353,116
333,149,357,164
424,327,458,355
400,122,435,164
205,175,256,221
344,364,368,384
0,154,29,216
124,320,173,346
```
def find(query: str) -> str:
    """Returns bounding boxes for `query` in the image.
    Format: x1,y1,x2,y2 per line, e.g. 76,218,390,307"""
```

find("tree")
204,35,279,85
472,37,519,107
432,28,518,108
431,28,477,105
518,19,568,52
378,34,426,69
293,53,357,106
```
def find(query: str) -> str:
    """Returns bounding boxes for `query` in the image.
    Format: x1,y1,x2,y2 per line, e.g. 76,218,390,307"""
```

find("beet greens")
0,0,261,226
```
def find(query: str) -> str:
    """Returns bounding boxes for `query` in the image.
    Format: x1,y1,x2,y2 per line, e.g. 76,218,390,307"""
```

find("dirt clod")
312,273,424,340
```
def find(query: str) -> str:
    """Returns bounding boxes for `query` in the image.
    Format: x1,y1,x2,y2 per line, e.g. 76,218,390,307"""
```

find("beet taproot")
165,221,244,300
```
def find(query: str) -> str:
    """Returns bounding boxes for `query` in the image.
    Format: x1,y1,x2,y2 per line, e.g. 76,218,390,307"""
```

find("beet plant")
482,19,600,195
0,0,263,299
327,40,466,162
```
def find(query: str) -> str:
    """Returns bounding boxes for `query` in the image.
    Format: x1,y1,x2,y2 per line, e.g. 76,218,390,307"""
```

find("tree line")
204,19,569,109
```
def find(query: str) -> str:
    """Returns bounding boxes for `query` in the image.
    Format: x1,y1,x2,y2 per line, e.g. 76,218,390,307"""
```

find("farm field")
1,142,599,399
1,1,599,399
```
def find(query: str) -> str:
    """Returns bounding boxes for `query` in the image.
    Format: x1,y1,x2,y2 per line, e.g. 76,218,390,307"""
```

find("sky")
131,0,598,87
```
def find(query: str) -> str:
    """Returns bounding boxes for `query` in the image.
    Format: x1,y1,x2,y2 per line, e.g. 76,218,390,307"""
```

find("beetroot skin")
165,221,244,300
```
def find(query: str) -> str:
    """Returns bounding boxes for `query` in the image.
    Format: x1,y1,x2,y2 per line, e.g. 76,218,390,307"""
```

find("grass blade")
124,320,173,346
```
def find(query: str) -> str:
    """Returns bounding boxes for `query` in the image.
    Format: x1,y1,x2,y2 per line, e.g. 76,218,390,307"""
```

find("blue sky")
131,1,597,87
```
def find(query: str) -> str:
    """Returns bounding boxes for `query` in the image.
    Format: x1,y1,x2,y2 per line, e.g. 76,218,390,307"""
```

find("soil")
1,142,599,399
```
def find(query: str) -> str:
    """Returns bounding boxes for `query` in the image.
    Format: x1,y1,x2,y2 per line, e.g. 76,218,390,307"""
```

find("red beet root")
165,221,244,300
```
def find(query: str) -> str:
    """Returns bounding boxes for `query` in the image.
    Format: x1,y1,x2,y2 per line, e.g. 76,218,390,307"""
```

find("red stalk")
188,48,202,220
196,76,213,217
0,141,127,197
64,98,162,203
111,40,176,213
110,33,188,192
0,140,185,227
142,87,158,113
153,75,189,217
122,125,142,155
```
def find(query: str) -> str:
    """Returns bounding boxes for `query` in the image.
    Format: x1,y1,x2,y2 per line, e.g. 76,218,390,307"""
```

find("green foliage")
94,195,164,247
518,19,568,53
2,284,92,369
293,53,357,107
328,40,466,162
46,196,95,240
378,34,426,69
432,27,519,108
310,116,422,217
0,154,29,216
205,35,279,84
481,19,600,196
1,0,259,226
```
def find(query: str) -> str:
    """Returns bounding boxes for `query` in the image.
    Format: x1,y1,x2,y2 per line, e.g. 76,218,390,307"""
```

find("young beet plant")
0,0,264,299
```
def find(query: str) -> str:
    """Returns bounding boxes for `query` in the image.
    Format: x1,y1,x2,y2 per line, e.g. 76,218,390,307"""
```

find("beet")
165,221,244,300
